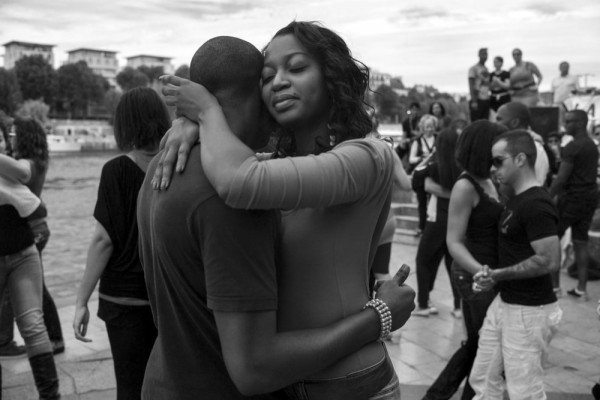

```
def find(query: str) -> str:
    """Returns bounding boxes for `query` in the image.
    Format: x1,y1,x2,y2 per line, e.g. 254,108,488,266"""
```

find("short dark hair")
190,36,263,108
13,117,48,167
502,102,531,128
456,120,507,179
566,109,588,125
113,87,170,151
494,129,537,167
409,101,421,110
269,21,372,154
494,56,503,63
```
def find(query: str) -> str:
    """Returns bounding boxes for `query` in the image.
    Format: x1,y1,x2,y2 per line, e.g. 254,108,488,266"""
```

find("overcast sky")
1,0,599,94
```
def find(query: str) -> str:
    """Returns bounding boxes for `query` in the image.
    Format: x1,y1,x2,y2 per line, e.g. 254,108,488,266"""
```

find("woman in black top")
424,120,506,400
414,127,462,317
73,88,170,400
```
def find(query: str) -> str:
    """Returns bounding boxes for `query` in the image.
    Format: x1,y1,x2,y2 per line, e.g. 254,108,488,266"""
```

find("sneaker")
451,309,463,319
52,340,65,355
567,288,589,301
0,341,26,359
428,301,439,315
553,287,562,298
412,307,430,317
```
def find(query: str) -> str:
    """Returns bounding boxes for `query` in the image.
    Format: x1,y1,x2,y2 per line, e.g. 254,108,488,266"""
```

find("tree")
174,64,190,80
372,84,401,122
0,68,22,114
137,65,164,83
15,99,50,126
104,88,122,124
116,66,149,91
56,61,107,118
13,55,57,105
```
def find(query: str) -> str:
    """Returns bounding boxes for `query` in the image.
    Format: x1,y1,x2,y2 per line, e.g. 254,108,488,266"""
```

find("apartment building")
126,54,174,75
3,40,55,69
67,48,119,87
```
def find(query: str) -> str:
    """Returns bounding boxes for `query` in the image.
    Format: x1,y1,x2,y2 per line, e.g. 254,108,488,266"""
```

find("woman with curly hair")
0,118,60,399
0,118,66,355
158,21,415,399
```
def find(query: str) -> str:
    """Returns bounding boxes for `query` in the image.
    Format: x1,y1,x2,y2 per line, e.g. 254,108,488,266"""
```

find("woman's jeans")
0,219,63,347
283,345,400,400
0,245,52,357
424,267,496,400
99,298,157,400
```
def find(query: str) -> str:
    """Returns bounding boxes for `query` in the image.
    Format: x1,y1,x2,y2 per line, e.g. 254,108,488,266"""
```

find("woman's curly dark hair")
267,21,373,156
13,117,48,168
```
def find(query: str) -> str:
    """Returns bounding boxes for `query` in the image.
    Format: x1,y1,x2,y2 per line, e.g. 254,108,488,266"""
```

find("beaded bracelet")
363,298,392,340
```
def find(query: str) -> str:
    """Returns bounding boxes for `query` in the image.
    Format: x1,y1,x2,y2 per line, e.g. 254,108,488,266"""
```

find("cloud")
524,2,566,16
397,7,450,20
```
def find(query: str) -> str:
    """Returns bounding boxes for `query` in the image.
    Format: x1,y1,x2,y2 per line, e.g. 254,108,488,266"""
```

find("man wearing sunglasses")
470,130,561,400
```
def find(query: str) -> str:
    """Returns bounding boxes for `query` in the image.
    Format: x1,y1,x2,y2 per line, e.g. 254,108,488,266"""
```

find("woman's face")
261,34,330,131
423,121,435,136
432,104,442,117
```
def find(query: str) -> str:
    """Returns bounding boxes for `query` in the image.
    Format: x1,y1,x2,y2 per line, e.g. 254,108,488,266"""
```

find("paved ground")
2,235,598,399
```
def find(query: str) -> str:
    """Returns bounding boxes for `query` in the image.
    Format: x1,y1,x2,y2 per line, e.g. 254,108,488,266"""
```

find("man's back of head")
190,36,266,147
497,102,531,130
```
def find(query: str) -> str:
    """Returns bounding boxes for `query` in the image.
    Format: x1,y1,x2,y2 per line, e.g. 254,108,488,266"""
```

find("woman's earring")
327,123,336,147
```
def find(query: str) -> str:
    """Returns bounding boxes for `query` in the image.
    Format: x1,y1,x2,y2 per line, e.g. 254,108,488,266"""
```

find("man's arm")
214,281,414,396
490,235,560,282
548,160,573,199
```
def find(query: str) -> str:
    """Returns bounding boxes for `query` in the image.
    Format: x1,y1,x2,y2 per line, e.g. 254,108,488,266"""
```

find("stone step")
392,202,418,218
395,214,419,231
393,228,421,246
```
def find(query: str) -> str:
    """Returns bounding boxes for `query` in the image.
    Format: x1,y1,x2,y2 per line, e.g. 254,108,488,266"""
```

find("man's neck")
512,172,538,195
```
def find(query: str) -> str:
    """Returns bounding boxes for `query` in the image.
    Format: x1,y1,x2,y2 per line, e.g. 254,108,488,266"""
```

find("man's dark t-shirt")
497,187,558,306
561,134,599,197
137,145,280,400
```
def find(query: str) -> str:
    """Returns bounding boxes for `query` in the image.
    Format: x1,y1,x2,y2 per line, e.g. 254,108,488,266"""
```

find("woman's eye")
261,75,274,85
290,65,306,73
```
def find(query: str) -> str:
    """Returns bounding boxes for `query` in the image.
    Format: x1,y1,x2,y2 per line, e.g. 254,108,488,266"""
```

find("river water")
42,151,121,283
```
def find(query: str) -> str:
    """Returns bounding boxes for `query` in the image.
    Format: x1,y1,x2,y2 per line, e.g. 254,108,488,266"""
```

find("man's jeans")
470,295,562,400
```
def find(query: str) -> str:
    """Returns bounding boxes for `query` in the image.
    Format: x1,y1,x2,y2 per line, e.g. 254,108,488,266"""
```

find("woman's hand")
73,305,92,343
473,265,496,292
375,280,415,331
152,117,199,190
160,75,220,121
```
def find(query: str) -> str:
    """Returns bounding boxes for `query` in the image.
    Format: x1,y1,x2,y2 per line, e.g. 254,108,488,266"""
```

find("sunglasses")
491,156,510,168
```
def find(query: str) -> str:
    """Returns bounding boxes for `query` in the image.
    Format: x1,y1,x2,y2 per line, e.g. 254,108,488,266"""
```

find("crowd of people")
0,21,598,400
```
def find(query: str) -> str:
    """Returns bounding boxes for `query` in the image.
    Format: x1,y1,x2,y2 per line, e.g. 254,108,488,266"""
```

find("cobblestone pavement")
2,235,598,399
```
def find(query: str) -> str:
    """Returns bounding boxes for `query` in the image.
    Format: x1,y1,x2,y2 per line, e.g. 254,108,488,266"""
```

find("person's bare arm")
490,235,560,282
425,177,450,198
214,280,415,395
73,222,113,342
446,179,484,275
392,150,411,190
548,161,573,199
0,154,31,183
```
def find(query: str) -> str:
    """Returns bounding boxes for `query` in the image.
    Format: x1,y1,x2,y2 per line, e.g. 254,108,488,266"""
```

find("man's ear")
515,152,527,167
509,119,520,130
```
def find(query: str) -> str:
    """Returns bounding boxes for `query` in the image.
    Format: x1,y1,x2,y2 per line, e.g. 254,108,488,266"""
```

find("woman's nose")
271,72,290,91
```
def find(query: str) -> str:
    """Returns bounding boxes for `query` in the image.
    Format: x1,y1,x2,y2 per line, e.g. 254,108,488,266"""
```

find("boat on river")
47,134,83,153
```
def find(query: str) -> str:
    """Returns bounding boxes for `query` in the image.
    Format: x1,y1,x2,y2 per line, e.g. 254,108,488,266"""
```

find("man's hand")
151,117,199,190
375,281,415,331
160,75,220,121
473,265,496,292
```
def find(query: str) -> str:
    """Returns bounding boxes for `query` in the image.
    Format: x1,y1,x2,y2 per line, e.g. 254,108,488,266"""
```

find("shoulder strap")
459,173,485,197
